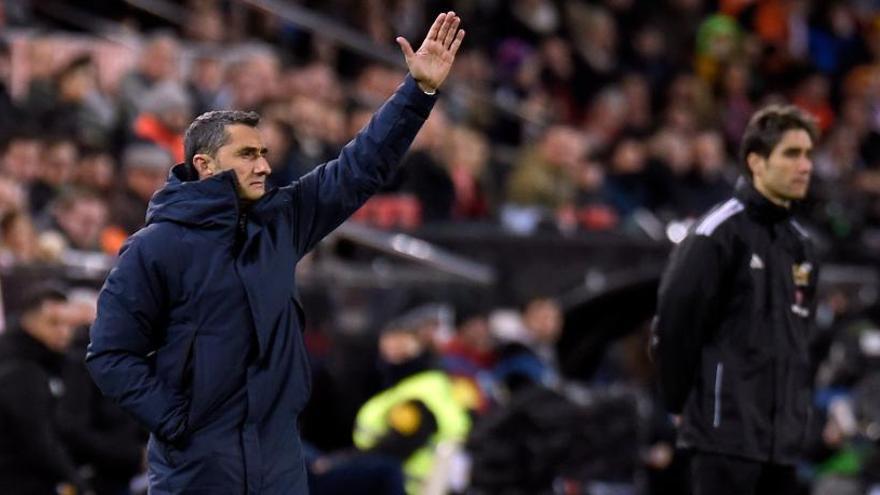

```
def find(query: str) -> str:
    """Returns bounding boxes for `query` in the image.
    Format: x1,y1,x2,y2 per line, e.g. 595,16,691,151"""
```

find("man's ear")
193,154,215,179
746,152,765,178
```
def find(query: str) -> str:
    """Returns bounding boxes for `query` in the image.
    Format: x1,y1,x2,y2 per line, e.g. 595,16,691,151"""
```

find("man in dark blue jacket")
86,13,465,494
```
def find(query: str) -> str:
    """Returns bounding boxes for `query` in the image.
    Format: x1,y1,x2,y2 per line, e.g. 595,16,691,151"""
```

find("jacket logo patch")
791,289,810,317
792,262,812,287
48,377,65,398
749,254,764,270
790,304,810,317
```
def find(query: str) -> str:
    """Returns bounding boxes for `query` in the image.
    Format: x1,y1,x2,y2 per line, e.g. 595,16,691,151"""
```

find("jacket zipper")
713,362,724,428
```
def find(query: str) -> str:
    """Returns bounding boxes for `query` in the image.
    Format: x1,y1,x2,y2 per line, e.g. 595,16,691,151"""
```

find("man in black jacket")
0,284,88,494
654,105,819,495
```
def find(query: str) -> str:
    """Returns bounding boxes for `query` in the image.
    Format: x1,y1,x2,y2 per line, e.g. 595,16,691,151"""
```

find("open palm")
396,12,465,93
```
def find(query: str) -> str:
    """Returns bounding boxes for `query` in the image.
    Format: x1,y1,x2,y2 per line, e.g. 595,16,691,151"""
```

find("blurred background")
2,0,880,494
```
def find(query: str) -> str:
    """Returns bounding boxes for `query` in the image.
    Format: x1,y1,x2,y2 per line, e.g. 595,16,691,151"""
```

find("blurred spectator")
493,297,564,391
306,441,406,495
506,125,587,211
440,305,495,414
794,72,835,133
538,36,579,124
695,14,743,85
717,61,755,148
602,134,656,218
354,315,470,495
665,72,717,131
0,37,17,138
187,50,225,115
44,188,108,253
260,117,302,187
620,72,653,135
467,380,641,494
108,144,172,237
29,136,79,215
809,2,862,77
222,46,281,111
119,32,180,125
287,95,338,168
396,107,455,222
27,55,115,149
568,5,621,104
58,315,146,495
0,284,88,494
0,174,27,219
496,0,562,45
0,209,38,267
132,81,192,163
490,39,544,146
184,1,225,43
444,126,490,220
626,23,674,89
681,129,736,216
73,147,117,195
0,131,41,183
582,86,629,150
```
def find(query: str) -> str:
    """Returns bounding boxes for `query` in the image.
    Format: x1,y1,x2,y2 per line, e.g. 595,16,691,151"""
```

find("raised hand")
396,11,465,93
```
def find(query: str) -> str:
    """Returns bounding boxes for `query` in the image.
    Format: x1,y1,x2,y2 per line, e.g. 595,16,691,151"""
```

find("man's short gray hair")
184,110,261,165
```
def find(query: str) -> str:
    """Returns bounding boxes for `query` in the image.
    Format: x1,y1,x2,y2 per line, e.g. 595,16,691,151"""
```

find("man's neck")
752,180,790,209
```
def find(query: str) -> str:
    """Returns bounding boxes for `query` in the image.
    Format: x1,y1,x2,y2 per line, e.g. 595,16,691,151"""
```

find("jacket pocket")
713,362,724,428
173,324,198,438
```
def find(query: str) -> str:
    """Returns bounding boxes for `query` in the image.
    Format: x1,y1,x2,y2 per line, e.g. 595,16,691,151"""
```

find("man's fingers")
426,13,445,41
443,16,461,48
396,37,415,59
449,29,465,55
436,11,455,45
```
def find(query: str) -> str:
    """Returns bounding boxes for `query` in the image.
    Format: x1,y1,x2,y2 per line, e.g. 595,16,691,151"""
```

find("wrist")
415,79,437,95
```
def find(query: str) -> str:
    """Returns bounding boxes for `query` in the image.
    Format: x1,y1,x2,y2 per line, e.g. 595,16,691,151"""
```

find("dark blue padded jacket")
86,75,435,494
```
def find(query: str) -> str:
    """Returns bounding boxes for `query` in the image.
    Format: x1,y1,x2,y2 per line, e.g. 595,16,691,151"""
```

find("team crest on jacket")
792,262,812,287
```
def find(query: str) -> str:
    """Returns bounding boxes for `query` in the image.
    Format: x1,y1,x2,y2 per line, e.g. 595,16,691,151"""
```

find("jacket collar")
734,177,791,224
146,162,279,236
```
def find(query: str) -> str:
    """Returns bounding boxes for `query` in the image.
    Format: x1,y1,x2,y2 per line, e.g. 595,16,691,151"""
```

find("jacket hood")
146,162,240,230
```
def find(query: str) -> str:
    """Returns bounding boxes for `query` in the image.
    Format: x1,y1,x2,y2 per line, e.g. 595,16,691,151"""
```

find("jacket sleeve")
85,235,188,444
653,232,726,414
282,74,436,256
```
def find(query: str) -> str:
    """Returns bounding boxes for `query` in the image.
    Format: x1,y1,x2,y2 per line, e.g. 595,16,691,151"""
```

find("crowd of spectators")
1,0,880,494
1,0,880,251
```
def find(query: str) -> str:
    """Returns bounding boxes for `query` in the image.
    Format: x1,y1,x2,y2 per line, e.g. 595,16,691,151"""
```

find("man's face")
127,167,169,203
43,141,78,186
379,330,422,365
524,299,562,345
22,300,75,354
57,198,107,250
2,138,40,181
749,129,814,205
195,125,271,201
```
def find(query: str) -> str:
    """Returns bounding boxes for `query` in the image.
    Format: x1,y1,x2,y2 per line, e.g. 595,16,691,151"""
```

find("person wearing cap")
109,143,174,236
354,312,470,495
87,13,465,495
0,284,88,494
132,80,193,163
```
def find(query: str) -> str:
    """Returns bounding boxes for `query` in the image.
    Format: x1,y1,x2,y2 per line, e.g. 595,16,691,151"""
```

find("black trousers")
691,451,798,495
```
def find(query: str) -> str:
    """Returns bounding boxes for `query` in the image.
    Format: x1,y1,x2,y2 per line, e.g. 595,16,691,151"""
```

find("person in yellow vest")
354,312,470,494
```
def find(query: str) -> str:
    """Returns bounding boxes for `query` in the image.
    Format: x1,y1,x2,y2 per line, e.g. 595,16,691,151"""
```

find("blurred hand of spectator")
0,175,25,216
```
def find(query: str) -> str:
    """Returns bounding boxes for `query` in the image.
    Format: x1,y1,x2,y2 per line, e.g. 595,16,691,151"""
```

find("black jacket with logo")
654,180,819,465
0,329,85,494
